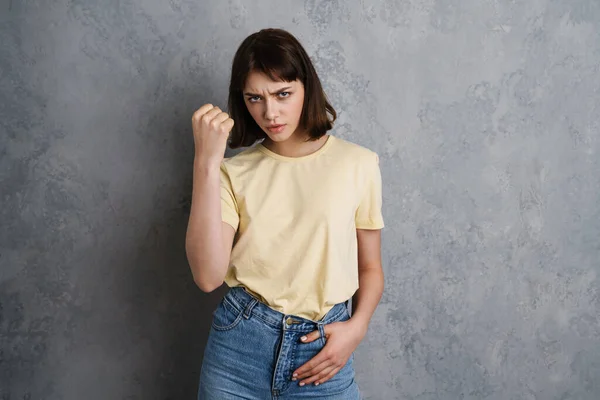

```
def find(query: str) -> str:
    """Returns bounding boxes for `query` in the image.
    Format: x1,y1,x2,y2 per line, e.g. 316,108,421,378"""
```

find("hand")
292,320,367,386
191,104,234,166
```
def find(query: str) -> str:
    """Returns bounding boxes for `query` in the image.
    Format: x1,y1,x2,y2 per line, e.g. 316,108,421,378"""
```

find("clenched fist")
192,104,235,166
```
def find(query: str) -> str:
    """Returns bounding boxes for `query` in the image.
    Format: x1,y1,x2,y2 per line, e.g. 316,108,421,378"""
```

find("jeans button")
285,317,294,325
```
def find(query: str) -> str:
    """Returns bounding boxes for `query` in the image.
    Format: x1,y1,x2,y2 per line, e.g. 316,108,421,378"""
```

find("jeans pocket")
211,297,243,331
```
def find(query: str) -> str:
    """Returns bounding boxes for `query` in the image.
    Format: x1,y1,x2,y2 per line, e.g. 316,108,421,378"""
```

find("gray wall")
1,1,599,399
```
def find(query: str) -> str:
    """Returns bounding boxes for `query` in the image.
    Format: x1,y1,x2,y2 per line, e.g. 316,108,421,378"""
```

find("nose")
263,98,278,121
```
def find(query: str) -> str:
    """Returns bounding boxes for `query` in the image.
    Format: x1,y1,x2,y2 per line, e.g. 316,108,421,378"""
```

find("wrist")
347,315,369,337
194,156,222,171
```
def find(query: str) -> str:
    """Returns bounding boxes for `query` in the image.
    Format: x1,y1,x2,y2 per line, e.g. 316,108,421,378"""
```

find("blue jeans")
198,287,361,399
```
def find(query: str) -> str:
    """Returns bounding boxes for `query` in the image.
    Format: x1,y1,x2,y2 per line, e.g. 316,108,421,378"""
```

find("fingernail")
301,336,307,341
315,382,320,386
299,382,305,387
293,373,297,377
292,378,297,381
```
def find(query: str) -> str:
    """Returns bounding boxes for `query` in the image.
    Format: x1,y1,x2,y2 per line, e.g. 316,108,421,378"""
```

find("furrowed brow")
243,86,293,97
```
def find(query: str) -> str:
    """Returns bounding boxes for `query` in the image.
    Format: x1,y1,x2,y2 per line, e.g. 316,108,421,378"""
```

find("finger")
306,365,337,386
300,330,320,344
315,366,342,386
192,104,214,121
293,350,329,380
201,106,222,123
299,364,336,387
210,112,230,128
220,118,234,134
294,358,331,381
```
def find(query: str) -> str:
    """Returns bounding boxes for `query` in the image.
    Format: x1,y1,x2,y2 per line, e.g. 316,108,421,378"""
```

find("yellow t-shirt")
219,134,384,321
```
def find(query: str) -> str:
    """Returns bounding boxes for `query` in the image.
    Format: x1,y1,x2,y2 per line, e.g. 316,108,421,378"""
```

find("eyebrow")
243,86,293,97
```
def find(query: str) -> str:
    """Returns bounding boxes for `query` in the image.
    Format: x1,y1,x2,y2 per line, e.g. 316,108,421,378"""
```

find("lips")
266,124,286,133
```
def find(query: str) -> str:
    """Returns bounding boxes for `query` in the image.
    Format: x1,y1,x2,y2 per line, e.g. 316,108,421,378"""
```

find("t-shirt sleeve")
355,152,385,230
220,162,240,231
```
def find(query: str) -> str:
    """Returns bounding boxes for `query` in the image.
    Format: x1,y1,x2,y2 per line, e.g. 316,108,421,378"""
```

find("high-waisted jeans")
198,287,361,399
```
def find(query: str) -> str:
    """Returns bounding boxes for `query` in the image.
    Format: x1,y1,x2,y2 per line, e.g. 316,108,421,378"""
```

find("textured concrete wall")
2,1,599,399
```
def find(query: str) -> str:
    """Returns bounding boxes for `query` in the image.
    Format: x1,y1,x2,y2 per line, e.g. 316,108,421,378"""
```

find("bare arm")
185,160,236,292
185,104,236,292
350,228,384,330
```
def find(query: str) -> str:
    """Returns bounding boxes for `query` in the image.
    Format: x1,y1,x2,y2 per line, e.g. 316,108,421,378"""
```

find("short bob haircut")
227,28,337,149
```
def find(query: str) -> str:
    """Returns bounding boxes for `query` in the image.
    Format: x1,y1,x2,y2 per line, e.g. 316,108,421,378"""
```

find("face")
243,71,306,143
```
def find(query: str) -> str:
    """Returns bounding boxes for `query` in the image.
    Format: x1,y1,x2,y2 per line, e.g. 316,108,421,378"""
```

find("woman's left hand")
292,319,368,386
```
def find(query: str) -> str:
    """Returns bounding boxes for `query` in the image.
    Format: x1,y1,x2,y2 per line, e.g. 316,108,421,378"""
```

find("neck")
262,133,329,158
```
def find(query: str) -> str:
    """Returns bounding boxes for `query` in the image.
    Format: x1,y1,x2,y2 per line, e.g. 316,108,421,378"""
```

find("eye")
278,91,291,98
248,96,261,103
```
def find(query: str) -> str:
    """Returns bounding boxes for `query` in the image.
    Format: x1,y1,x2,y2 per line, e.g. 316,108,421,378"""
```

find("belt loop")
243,298,258,319
317,321,326,346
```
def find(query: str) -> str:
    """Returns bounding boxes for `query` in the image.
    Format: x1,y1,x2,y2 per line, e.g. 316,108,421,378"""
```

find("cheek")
291,97,304,118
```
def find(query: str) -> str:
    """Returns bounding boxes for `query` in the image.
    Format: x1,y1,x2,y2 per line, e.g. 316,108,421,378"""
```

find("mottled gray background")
1,0,599,399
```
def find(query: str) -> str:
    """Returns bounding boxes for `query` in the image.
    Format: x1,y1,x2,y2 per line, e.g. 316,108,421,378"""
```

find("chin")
264,131,294,142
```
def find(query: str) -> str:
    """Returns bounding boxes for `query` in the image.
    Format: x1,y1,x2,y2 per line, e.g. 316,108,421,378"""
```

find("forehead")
244,71,299,91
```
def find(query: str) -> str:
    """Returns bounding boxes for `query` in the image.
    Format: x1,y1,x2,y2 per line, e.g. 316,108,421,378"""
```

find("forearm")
185,159,228,291
350,266,384,331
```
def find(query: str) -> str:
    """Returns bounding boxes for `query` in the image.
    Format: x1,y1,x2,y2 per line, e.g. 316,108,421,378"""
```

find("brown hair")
227,28,337,148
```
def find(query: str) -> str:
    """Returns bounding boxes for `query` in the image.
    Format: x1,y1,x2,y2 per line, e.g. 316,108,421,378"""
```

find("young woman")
186,28,385,400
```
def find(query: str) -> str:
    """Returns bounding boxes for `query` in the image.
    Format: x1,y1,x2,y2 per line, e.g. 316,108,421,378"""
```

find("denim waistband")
223,286,350,331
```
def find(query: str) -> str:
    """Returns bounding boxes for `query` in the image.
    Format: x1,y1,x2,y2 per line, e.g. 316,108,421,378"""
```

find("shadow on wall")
131,209,228,398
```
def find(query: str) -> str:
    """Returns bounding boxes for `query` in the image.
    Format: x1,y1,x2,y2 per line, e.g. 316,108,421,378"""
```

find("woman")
186,28,384,399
